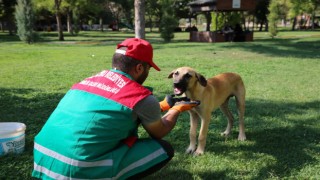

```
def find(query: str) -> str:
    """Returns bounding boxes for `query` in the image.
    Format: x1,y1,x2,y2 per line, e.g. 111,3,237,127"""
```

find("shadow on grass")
0,87,64,146
169,98,320,179
2,31,319,61
243,99,319,178
0,33,20,42
168,36,320,60
219,37,320,59
0,87,64,179
0,87,319,179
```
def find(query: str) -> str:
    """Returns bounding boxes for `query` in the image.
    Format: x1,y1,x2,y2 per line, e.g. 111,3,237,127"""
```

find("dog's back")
205,73,245,109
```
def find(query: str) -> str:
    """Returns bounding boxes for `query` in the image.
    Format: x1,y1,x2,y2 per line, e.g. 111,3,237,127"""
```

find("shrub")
15,0,36,44
159,0,178,42
267,0,280,38
160,15,177,42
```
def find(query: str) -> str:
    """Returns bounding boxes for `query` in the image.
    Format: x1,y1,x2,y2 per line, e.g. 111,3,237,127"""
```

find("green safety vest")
32,69,168,179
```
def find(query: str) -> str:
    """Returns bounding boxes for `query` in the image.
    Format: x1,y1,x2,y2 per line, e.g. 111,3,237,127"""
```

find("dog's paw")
193,149,204,156
238,134,246,141
220,131,230,137
186,146,196,154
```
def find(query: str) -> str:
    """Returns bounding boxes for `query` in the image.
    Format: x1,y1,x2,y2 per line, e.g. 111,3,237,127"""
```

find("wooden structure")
188,0,256,43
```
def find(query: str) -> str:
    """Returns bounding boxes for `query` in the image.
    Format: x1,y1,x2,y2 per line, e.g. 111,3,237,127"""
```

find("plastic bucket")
0,122,26,156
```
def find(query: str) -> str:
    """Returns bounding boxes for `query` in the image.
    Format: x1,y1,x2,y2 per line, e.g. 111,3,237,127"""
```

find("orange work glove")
170,100,201,112
159,95,190,112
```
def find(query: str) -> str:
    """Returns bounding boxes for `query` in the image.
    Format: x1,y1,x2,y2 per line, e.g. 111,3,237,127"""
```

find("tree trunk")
8,20,15,35
99,17,104,32
265,21,268,31
54,0,64,41
292,17,296,31
67,10,73,35
259,22,263,31
134,0,145,39
56,12,64,41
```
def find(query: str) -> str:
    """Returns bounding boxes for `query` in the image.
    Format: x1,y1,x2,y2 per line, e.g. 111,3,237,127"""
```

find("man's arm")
142,109,180,139
143,101,200,139
135,95,199,139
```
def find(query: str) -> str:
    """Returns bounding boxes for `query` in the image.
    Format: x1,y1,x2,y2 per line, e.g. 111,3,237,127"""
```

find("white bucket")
0,122,26,156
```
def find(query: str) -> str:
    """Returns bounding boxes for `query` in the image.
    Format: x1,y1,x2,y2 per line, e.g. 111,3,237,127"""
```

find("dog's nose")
173,82,180,87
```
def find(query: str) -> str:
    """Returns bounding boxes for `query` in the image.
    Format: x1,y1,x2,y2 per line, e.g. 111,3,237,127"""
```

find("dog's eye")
174,71,179,76
184,73,192,79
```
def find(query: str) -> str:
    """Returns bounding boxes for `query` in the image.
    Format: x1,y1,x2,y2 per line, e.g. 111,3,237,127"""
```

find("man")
222,24,234,42
32,38,199,179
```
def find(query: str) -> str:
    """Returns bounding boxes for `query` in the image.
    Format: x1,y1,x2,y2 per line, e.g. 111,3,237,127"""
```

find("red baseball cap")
116,38,161,71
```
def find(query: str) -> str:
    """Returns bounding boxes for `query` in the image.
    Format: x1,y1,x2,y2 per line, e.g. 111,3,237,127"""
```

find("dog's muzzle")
173,81,187,96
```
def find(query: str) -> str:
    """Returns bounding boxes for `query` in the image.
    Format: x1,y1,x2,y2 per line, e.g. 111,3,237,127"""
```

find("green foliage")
160,15,177,42
211,12,224,31
159,0,178,42
15,0,37,43
227,12,242,26
1,30,320,179
211,12,242,31
72,6,80,35
267,0,280,38
255,0,270,23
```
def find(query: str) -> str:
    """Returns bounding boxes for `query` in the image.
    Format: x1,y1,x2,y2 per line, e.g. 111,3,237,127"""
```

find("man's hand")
170,100,201,112
159,95,190,112
146,98,200,139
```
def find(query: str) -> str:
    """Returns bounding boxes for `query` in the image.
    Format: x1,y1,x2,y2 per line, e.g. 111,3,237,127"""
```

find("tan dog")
168,67,246,155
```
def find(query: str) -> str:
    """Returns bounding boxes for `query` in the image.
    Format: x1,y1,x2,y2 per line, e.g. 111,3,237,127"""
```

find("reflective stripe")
34,162,111,180
34,143,113,167
115,148,166,179
34,162,72,180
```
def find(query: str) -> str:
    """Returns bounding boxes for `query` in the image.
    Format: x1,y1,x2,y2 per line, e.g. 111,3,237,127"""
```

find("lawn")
0,29,319,179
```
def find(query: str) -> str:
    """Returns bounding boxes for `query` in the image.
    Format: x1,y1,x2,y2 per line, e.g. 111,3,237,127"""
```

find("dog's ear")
168,70,175,78
196,73,207,87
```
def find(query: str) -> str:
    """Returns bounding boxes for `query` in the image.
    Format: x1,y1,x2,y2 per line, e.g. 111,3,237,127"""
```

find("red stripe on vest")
71,70,152,109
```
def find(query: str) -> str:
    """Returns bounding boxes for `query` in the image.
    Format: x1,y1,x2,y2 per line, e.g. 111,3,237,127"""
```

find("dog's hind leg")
220,97,234,137
235,91,246,141
186,111,199,154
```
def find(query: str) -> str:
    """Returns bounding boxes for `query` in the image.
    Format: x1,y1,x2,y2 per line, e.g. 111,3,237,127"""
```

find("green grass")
0,30,319,179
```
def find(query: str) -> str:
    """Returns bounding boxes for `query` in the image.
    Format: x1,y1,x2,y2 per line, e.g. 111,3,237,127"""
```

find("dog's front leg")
194,113,211,156
186,111,198,154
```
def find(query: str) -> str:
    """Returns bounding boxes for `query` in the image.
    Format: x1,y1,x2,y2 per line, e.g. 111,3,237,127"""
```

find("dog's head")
168,67,207,96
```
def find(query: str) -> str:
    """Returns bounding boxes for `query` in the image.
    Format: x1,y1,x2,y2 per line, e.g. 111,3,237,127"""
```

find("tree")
309,0,320,29
111,0,134,29
0,0,16,34
145,0,161,32
34,0,66,40
173,0,192,19
159,0,177,42
289,0,320,30
134,0,145,39
54,0,64,40
105,1,122,31
211,12,224,31
15,0,36,43
308,0,320,29
255,0,270,31
267,0,280,37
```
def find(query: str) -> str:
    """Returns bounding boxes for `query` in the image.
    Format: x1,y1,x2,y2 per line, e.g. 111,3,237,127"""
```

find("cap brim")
150,61,161,71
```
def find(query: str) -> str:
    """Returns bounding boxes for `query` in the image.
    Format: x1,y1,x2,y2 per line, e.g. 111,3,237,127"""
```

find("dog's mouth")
173,83,186,96
174,87,183,95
